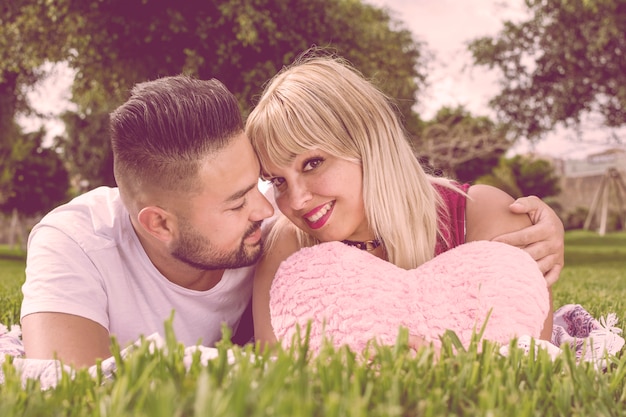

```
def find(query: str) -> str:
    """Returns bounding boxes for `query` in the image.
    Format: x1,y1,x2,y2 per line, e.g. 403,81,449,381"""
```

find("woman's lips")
304,201,334,230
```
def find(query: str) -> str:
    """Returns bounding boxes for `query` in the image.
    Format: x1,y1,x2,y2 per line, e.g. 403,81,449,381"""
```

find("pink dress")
435,182,470,255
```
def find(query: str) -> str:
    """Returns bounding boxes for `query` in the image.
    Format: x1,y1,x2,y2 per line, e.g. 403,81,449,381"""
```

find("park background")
1,1,626,415
1,0,625,247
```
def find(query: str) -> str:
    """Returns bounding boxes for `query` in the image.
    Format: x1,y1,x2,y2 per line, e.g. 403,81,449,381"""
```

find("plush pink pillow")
270,240,549,354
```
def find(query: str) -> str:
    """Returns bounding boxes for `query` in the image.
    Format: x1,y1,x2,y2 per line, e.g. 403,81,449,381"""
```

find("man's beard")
171,220,264,270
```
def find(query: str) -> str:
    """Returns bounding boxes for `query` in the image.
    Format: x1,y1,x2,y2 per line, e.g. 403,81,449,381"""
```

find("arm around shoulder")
465,184,532,242
465,185,554,339
492,195,565,286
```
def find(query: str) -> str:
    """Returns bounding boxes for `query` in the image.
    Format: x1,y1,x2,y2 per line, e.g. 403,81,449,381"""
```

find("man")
21,75,274,367
20,75,564,367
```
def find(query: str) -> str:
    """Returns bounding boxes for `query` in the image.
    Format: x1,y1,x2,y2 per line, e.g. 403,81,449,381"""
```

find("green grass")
0,246,25,326
1,231,626,417
555,230,626,321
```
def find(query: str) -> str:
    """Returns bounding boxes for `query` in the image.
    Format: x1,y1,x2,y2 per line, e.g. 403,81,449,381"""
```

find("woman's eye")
303,158,323,171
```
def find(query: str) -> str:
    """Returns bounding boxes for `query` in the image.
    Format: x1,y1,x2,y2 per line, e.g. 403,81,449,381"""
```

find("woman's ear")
137,206,175,242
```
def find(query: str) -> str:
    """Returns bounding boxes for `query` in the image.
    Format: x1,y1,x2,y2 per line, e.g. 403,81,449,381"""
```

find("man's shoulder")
33,186,130,248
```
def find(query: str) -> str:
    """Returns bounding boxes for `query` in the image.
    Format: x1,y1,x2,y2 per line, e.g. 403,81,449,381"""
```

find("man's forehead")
196,143,261,203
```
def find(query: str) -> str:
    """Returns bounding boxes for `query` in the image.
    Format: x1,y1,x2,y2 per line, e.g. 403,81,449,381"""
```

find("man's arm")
21,312,111,368
465,185,553,340
21,224,113,368
492,196,565,286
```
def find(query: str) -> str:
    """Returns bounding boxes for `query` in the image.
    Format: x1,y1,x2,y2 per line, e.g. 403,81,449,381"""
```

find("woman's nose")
287,180,312,211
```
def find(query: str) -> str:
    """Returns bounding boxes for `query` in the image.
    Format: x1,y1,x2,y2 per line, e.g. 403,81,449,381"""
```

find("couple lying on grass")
3,50,623,388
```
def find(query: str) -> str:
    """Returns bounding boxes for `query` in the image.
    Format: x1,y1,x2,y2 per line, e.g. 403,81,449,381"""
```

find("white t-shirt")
21,186,258,348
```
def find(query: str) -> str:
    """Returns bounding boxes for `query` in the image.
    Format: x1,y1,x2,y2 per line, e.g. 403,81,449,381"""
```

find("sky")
20,0,624,160
367,0,524,120
366,0,625,159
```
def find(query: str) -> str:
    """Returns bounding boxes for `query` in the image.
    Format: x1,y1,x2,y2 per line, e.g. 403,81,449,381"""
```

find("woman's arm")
252,226,301,349
465,184,532,241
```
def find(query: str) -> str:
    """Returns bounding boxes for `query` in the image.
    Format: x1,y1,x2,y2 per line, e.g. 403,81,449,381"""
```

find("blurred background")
1,0,625,249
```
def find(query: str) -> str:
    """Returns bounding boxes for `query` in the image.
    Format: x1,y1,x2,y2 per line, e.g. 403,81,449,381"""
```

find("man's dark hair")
110,75,243,195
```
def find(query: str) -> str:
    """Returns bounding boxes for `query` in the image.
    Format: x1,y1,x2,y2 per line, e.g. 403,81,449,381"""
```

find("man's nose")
250,188,275,221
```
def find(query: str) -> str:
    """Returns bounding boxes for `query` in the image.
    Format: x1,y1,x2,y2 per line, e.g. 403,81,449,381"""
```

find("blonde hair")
246,52,457,269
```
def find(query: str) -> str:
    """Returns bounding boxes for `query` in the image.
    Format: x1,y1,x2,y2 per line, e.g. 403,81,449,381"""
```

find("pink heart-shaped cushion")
270,240,549,354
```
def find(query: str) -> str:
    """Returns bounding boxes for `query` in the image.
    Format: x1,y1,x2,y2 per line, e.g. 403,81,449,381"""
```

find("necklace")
341,238,381,251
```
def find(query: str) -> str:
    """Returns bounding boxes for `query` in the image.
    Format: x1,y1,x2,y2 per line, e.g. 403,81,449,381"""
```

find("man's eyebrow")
225,183,257,203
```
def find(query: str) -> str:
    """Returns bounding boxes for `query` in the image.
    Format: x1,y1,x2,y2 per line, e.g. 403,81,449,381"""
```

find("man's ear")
137,206,175,242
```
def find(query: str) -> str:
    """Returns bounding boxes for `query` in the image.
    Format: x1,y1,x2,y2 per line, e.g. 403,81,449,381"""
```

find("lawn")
1,230,625,417
0,246,25,326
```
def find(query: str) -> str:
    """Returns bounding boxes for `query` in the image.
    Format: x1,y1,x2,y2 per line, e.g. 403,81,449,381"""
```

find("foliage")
1,232,626,416
475,154,562,199
415,106,512,182
0,129,70,217
562,206,590,230
0,74,22,203
2,0,427,188
469,0,626,140
0,120,29,206
0,1,69,75
0,0,73,197
59,0,425,116
56,108,115,189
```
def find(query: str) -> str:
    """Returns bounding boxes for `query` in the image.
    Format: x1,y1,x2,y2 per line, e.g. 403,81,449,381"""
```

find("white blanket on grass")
1,303,623,390
0,324,233,390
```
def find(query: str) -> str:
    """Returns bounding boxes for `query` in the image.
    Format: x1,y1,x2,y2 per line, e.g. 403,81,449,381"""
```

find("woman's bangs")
265,99,324,160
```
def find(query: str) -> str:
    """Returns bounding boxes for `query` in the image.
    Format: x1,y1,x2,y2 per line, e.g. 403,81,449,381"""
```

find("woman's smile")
304,201,335,229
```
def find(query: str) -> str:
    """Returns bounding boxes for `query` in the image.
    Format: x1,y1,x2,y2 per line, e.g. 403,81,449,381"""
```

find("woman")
245,51,555,349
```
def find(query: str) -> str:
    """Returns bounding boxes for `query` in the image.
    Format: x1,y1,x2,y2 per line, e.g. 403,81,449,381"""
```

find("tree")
0,128,70,248
55,105,116,189
0,0,73,198
476,155,562,199
59,0,425,115
0,0,428,190
1,129,70,216
19,0,427,188
414,106,512,182
469,0,626,140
